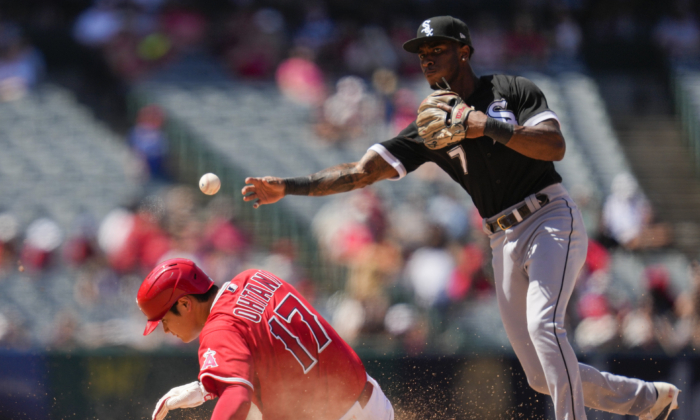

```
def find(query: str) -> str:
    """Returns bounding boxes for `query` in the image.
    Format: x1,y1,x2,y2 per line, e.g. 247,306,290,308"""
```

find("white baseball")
199,173,221,195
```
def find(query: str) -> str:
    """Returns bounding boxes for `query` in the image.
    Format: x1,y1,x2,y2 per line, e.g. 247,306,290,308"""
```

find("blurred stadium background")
0,0,699,419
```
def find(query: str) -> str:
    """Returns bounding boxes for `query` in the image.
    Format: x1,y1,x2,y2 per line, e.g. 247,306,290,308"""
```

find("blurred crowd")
0,0,697,100
0,165,696,356
0,21,44,101
0,0,699,356
62,0,700,79
0,106,697,356
0,182,320,351
4,91,692,356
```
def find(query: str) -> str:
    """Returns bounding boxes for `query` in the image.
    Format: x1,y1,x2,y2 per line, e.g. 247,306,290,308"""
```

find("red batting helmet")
137,258,214,336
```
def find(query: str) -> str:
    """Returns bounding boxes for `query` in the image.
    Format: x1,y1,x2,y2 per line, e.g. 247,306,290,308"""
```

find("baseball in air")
199,173,221,195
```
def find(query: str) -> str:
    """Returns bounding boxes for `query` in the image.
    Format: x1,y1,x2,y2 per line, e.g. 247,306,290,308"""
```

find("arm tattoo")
308,162,366,196
282,154,388,197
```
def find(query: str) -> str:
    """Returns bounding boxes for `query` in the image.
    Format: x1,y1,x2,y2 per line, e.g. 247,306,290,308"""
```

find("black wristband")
283,177,312,196
484,117,514,145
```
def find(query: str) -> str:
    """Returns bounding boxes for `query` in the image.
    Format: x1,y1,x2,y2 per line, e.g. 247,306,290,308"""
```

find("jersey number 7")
448,145,468,174
268,293,333,373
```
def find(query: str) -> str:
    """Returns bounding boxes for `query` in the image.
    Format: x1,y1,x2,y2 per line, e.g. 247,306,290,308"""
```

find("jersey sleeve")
209,382,252,420
511,76,559,127
198,328,255,397
370,121,430,180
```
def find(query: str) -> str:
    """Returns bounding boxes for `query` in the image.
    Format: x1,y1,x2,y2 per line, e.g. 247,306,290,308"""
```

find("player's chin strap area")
484,193,550,234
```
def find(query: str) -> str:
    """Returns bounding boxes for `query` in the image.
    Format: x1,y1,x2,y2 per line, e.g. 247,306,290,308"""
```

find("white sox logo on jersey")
421,20,433,36
487,99,517,125
201,348,219,370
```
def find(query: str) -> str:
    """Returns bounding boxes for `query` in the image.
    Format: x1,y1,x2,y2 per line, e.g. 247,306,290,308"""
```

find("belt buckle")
496,214,510,231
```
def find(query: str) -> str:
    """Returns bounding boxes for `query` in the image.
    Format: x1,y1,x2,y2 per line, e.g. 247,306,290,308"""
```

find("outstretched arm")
241,150,399,208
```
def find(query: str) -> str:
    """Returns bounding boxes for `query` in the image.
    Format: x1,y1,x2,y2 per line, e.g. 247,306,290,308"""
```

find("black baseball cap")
403,16,474,55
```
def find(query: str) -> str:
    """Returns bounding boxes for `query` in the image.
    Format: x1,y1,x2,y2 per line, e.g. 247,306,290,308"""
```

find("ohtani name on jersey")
233,271,282,322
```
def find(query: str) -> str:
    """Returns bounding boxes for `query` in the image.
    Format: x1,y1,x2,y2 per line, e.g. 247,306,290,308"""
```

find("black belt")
357,381,374,409
485,194,549,233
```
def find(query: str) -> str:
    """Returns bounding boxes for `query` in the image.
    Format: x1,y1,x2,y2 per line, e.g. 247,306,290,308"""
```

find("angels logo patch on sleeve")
201,348,219,370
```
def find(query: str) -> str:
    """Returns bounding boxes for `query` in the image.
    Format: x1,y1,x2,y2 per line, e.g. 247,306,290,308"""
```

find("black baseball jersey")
371,74,562,218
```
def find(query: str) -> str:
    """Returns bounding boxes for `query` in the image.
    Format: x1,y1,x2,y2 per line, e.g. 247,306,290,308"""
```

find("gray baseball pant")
484,183,656,420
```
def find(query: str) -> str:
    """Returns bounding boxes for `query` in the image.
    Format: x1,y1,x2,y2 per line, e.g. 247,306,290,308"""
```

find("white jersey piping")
523,110,559,127
369,144,406,180
199,373,254,391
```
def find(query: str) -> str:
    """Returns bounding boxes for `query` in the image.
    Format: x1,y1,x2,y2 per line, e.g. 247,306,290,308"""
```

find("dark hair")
169,285,220,315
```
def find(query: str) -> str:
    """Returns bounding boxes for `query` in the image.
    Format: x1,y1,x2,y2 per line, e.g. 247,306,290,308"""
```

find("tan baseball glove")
416,90,474,150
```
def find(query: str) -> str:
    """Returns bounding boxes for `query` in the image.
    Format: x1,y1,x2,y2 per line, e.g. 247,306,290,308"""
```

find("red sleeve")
198,328,254,397
210,384,251,420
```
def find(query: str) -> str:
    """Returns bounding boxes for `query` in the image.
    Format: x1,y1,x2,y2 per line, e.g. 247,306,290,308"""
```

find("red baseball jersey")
197,269,367,420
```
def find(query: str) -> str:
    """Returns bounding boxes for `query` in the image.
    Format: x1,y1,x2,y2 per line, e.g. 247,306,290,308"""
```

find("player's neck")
453,71,480,101
204,295,216,319
194,298,216,331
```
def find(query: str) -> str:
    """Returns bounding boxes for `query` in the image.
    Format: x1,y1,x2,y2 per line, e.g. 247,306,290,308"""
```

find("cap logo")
460,33,466,39
421,20,433,36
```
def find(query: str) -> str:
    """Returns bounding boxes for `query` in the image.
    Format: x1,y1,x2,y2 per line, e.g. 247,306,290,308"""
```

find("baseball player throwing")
137,258,394,420
242,15,680,420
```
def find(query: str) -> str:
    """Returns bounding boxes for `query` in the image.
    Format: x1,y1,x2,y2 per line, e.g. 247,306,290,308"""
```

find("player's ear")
179,296,193,313
460,45,471,61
